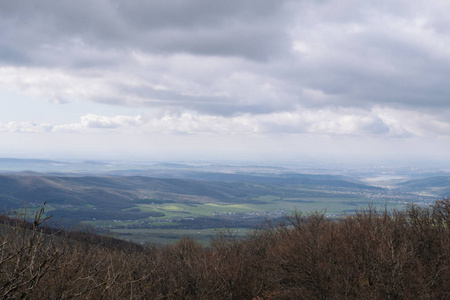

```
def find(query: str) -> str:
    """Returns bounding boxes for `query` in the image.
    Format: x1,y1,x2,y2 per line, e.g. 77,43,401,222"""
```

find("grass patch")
254,195,279,201
110,227,250,246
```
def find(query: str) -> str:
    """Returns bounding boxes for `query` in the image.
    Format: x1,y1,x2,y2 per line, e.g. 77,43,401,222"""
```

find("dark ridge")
0,158,63,164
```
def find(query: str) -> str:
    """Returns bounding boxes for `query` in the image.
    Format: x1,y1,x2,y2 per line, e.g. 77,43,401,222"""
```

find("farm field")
0,160,446,244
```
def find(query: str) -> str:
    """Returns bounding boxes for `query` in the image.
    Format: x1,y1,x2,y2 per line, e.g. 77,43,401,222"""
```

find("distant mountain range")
0,158,64,165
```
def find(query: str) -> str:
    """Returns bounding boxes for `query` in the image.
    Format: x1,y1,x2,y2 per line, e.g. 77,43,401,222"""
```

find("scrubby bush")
0,199,449,299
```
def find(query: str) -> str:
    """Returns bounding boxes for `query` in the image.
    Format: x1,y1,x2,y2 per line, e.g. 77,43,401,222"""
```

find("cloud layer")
1,1,450,160
1,107,448,140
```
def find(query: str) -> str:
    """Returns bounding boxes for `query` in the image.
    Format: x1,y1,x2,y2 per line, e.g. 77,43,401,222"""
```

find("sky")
1,0,450,164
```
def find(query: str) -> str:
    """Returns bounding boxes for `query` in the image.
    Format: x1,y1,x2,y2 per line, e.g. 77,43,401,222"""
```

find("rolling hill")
0,172,384,230
395,175,450,197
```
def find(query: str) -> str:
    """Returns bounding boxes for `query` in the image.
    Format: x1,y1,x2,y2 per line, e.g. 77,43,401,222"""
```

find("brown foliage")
0,199,449,299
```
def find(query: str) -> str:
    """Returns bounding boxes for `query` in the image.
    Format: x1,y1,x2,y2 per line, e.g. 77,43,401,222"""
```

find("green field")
80,190,408,244
110,228,250,246
0,171,435,245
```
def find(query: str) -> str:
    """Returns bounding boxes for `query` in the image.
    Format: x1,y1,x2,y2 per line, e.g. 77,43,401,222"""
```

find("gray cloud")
285,1,450,111
1,0,450,136
0,0,289,62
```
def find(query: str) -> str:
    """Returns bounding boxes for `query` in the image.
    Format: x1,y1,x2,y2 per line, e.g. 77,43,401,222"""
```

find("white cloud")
1,0,450,160
0,67,119,104
0,121,53,133
374,107,450,138
54,114,142,132
4,107,449,139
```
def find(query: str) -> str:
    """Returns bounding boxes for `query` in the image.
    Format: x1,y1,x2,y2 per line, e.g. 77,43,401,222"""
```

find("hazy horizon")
1,155,450,172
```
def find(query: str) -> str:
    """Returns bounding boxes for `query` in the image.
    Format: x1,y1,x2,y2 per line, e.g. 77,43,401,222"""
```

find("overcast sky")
1,0,449,164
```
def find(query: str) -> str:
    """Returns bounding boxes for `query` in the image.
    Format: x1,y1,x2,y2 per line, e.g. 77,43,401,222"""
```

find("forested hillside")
0,173,398,244
0,199,448,299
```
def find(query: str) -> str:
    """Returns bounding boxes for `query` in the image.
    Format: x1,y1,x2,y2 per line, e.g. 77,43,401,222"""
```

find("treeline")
0,199,449,299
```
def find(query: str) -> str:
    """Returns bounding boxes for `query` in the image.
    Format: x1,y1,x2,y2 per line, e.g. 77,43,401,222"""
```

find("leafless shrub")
0,199,449,299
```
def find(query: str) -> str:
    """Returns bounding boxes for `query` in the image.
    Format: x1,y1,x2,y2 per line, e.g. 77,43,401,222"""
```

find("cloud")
3,106,448,139
1,0,450,144
374,107,450,138
0,122,53,133
287,0,450,110
0,0,289,62
54,114,142,132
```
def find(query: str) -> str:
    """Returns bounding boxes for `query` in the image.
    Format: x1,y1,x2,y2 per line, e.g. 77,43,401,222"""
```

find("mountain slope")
395,176,450,196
